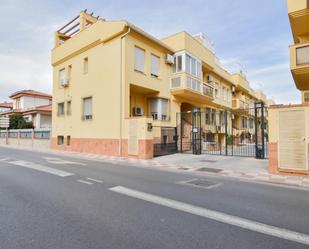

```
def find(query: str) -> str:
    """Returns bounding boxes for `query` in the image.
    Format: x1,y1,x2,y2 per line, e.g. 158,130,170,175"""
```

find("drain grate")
181,179,221,189
197,167,222,173
200,159,217,163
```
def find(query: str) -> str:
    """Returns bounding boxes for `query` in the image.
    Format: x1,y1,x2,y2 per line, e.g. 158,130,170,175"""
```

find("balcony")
232,99,249,110
171,73,214,104
288,0,309,43
290,42,309,90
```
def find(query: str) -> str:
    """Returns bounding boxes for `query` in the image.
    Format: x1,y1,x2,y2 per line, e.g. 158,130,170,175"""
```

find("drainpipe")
119,27,131,157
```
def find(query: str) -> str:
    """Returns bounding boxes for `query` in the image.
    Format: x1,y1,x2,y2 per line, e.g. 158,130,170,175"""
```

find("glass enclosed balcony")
171,72,214,103
290,42,309,90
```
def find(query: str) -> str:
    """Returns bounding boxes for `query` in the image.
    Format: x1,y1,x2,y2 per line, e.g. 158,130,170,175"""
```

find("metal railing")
171,73,214,98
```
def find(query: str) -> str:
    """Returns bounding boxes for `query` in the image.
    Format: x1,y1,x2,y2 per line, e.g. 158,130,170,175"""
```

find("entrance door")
278,109,307,170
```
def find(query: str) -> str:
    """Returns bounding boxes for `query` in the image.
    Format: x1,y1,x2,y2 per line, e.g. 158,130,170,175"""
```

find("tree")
9,114,34,129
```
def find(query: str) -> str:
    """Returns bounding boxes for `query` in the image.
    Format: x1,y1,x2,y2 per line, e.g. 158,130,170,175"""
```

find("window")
227,89,231,102
134,47,145,72
214,83,219,98
205,108,213,125
222,86,226,101
67,101,71,116
83,57,88,74
185,53,202,78
249,118,254,129
151,54,160,77
176,55,183,72
57,102,65,116
59,68,66,86
83,97,92,120
242,117,248,129
149,98,169,121
68,65,72,80
57,136,64,145
206,108,215,125
67,136,71,146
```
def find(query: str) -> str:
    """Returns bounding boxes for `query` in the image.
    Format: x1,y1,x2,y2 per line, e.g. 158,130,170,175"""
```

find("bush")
9,114,34,129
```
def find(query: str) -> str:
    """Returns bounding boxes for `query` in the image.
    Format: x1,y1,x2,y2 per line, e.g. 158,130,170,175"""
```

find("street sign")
0,117,10,128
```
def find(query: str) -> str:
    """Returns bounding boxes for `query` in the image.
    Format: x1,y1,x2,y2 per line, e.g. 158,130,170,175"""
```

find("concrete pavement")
1,144,308,190
0,147,309,248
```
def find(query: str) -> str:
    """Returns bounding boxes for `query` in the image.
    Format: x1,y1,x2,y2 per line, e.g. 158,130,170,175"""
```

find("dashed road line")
86,177,104,183
43,157,86,166
109,186,309,246
8,160,74,177
77,179,93,185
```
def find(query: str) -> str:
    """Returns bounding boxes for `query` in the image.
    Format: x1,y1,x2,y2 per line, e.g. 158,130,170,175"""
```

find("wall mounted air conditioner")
133,107,144,116
165,54,175,65
206,75,214,83
61,79,69,87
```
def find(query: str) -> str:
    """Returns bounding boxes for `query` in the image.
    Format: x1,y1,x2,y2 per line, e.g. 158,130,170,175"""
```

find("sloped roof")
0,102,13,108
9,90,52,99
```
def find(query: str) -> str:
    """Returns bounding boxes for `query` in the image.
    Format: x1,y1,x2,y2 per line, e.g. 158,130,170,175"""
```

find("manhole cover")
200,160,217,163
197,167,222,173
181,179,221,189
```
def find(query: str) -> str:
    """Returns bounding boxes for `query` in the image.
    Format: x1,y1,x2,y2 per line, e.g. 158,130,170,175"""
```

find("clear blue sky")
0,0,299,104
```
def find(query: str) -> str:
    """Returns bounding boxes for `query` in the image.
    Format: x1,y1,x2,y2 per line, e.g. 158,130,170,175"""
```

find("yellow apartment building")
51,11,270,159
269,0,309,175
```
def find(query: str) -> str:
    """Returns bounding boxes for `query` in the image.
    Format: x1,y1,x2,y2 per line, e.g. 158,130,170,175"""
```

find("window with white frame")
59,68,66,86
82,97,92,120
148,98,169,121
151,54,160,77
173,54,183,73
185,54,202,78
134,46,145,72
57,102,65,116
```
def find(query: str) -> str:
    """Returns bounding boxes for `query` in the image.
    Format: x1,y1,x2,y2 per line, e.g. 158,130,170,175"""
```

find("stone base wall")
51,137,153,159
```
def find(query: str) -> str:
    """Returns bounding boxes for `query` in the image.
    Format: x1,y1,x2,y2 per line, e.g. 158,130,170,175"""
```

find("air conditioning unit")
165,54,175,65
133,107,144,116
206,75,214,83
61,79,69,87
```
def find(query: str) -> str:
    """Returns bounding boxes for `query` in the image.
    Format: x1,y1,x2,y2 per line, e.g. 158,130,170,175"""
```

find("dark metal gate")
153,126,178,157
177,102,268,159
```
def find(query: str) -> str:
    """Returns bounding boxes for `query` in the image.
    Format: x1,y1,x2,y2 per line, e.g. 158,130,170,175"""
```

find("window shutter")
134,47,145,72
83,97,92,116
151,55,159,76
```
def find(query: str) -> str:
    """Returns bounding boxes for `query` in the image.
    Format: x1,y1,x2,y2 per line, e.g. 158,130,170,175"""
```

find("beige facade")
268,1,309,175
51,11,269,159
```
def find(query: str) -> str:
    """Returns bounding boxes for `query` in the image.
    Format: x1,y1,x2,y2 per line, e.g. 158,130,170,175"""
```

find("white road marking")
109,186,309,246
43,157,86,166
86,177,104,183
77,179,93,185
8,160,74,177
0,157,10,162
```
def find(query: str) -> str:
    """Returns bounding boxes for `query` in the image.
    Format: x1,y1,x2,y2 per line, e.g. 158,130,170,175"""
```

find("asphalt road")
0,147,309,249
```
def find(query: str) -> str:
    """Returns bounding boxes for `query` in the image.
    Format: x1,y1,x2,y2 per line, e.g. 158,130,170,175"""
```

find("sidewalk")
1,144,309,190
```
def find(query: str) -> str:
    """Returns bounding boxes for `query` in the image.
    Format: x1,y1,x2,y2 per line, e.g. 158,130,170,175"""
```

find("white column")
35,113,41,128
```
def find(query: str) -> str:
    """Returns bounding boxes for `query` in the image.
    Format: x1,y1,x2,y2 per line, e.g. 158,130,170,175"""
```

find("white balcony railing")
296,44,309,66
171,73,214,98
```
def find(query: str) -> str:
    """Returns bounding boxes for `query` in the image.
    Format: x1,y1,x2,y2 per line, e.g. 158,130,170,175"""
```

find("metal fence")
177,102,268,159
153,126,178,157
0,129,51,140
